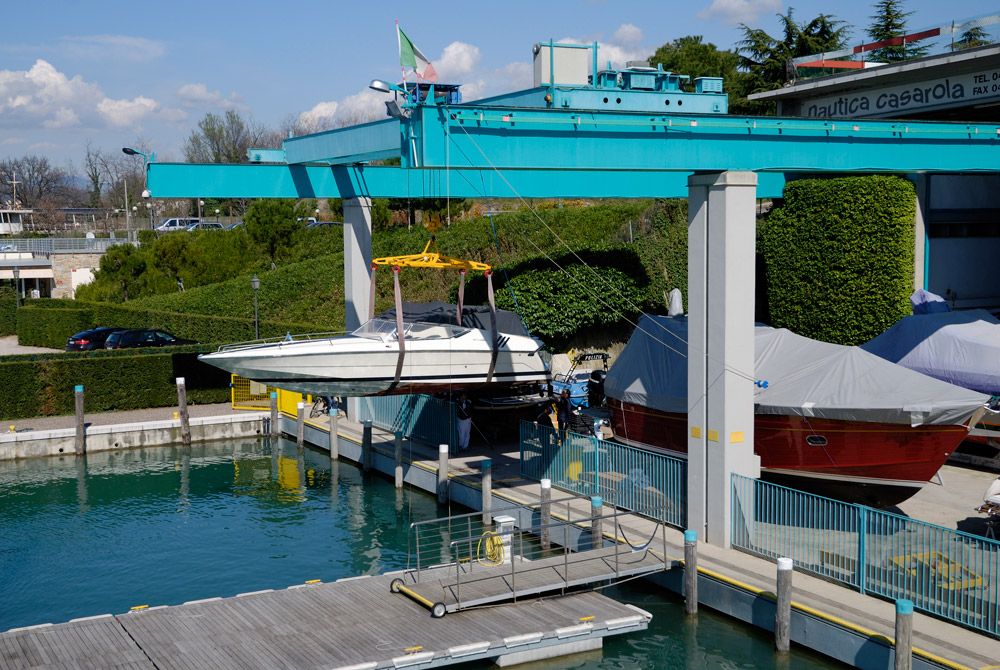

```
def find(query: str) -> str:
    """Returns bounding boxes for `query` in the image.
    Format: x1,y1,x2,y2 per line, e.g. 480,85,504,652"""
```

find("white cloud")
613,24,644,45
697,0,782,26
98,96,158,127
43,107,80,129
435,42,481,81
60,34,166,62
176,83,244,109
1,137,26,146
298,100,339,130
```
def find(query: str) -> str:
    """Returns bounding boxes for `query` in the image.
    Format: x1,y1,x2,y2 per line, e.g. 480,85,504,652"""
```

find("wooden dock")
0,572,650,670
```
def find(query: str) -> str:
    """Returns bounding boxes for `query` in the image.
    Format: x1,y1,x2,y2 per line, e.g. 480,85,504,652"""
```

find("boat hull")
608,398,966,507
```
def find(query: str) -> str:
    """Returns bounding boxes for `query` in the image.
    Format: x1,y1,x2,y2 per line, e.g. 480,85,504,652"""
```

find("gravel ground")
0,335,61,355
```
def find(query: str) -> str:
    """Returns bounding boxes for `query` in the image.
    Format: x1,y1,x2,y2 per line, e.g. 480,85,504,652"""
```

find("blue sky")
3,0,998,170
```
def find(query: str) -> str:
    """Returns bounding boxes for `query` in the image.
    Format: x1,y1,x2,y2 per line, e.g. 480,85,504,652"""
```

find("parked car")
306,220,341,228
105,329,197,349
224,221,245,230
155,217,201,232
186,222,224,231
65,326,126,351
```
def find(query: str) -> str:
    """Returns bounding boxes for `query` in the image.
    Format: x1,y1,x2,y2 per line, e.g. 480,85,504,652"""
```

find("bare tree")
0,155,73,208
183,110,272,163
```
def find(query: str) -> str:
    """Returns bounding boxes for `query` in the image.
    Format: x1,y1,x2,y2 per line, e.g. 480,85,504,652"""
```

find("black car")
66,327,126,351
105,329,197,349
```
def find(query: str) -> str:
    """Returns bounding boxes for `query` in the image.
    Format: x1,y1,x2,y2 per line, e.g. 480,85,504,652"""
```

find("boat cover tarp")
605,314,988,426
376,301,530,338
910,288,951,315
861,309,1000,394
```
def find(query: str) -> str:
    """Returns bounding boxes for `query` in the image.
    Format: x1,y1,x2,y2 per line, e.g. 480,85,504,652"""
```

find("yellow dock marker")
579,616,595,622
305,579,320,584
405,646,424,654
130,605,148,611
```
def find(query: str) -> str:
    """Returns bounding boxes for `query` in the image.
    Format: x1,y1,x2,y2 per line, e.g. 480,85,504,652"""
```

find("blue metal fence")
357,394,458,454
732,474,1000,636
519,420,686,528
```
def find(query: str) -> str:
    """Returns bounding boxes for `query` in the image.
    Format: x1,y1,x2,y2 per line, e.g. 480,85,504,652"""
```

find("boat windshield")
352,318,471,341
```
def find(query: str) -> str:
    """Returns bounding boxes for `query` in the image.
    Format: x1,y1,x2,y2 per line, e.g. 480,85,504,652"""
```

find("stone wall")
50,252,103,299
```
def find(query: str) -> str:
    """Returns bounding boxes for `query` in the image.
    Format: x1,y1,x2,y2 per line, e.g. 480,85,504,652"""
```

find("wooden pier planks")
0,616,154,669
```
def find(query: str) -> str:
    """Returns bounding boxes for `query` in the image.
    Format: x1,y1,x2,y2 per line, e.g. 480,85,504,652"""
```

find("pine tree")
951,26,991,51
866,0,930,62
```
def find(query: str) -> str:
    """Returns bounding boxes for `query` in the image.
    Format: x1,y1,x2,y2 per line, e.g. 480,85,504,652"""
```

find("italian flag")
397,25,438,82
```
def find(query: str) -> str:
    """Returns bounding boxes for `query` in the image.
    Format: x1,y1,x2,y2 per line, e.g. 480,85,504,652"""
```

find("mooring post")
394,430,404,488
360,420,372,471
74,385,85,456
481,458,492,526
269,391,278,438
176,377,191,446
775,557,793,653
684,529,698,616
437,443,449,503
329,408,339,461
894,599,913,670
590,496,603,550
540,478,552,550
295,401,305,449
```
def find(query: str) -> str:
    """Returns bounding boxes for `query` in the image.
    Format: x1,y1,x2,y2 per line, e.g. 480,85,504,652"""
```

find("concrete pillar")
176,377,191,446
394,430,404,488
481,458,492,526
74,385,85,456
686,171,761,547
590,496,603,550
684,529,698,616
343,196,373,332
911,174,928,291
437,443,449,503
775,557,793,653
329,408,339,461
894,599,913,670
540,478,552,550
362,420,373,472
269,391,278,438
296,401,305,449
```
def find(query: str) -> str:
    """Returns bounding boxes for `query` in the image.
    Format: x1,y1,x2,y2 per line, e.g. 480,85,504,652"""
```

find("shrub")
757,175,916,345
0,287,15,335
16,304,95,349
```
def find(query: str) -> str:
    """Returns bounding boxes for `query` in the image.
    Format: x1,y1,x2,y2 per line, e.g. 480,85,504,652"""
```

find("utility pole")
5,172,20,207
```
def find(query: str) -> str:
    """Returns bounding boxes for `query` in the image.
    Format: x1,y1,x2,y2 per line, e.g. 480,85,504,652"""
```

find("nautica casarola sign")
803,68,1000,117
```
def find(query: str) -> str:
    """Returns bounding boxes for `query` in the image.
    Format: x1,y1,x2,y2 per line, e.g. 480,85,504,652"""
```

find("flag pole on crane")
397,21,438,83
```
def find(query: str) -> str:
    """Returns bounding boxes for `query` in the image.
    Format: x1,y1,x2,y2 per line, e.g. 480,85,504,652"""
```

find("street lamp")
12,267,19,308
198,200,204,220
250,275,260,339
215,208,220,223
146,202,152,228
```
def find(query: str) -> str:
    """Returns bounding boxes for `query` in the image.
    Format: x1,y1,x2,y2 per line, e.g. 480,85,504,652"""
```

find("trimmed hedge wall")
16,299,320,350
0,345,231,420
757,175,916,346
0,287,15,336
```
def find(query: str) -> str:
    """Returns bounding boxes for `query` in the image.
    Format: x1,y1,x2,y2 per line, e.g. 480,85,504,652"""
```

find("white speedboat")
199,317,551,397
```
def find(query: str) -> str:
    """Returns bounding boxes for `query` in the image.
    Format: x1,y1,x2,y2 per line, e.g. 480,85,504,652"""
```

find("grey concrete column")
540,478,552,550
437,443,449,503
296,401,305,449
329,408,339,461
686,171,761,548
343,196,373,332
74,384,85,456
394,430,404,488
362,420,373,472
590,496,603,550
269,391,278,438
775,557,793,653
684,529,698,616
911,174,928,291
176,377,191,446
894,599,913,670
481,459,492,526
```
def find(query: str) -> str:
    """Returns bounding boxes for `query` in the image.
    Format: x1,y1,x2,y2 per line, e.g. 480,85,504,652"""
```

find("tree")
952,26,991,51
737,9,850,113
244,198,308,262
866,0,930,62
0,155,72,208
183,110,272,164
82,141,147,217
650,36,739,81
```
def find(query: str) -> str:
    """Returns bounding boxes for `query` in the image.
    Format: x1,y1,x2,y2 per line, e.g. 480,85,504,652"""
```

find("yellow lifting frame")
372,235,490,272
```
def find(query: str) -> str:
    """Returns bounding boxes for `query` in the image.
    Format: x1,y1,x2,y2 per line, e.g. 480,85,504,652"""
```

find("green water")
0,438,844,668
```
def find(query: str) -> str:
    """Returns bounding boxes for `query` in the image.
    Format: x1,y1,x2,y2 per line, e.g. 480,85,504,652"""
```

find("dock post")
437,443,449,503
894,599,913,670
296,402,305,449
590,496,603,549
394,431,404,488
540,478,552,550
362,420,373,472
684,529,698,616
329,408,339,461
775,557,793,653
481,459,492,526
74,385,85,456
176,377,191,446
269,392,278,437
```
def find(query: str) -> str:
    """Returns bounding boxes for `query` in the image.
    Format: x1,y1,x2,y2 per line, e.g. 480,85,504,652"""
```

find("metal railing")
230,374,276,411
0,237,132,253
358,394,458,454
520,420,687,528
732,474,1000,636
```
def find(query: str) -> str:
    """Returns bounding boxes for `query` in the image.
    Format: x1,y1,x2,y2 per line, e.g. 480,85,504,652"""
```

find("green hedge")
757,175,916,346
16,299,320,350
0,345,231,420
0,287,15,336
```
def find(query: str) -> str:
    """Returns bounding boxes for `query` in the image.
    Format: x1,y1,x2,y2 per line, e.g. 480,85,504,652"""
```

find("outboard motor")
588,369,607,407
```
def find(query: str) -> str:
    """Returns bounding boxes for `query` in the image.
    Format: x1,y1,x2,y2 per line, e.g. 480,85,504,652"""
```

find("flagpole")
396,19,408,92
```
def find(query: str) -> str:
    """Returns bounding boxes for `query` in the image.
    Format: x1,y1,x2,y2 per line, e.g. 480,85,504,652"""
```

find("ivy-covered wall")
758,175,916,346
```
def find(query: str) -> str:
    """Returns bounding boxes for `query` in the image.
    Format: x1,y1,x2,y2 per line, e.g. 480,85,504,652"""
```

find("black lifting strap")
486,271,498,385
368,263,377,322
388,266,405,392
456,269,466,327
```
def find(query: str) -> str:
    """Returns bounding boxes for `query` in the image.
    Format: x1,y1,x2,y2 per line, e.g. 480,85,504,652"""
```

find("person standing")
556,389,571,434
457,392,473,452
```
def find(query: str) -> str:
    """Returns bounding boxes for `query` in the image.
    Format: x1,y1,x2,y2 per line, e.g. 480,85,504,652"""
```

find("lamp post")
251,275,260,339
146,202,152,229
198,200,204,221
12,267,20,308
215,208,220,223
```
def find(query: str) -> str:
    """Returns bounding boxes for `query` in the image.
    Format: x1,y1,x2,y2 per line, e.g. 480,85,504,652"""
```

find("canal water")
0,438,844,668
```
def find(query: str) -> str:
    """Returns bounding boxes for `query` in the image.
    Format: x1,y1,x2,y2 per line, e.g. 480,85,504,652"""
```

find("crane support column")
686,171,761,548
344,196,373,421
